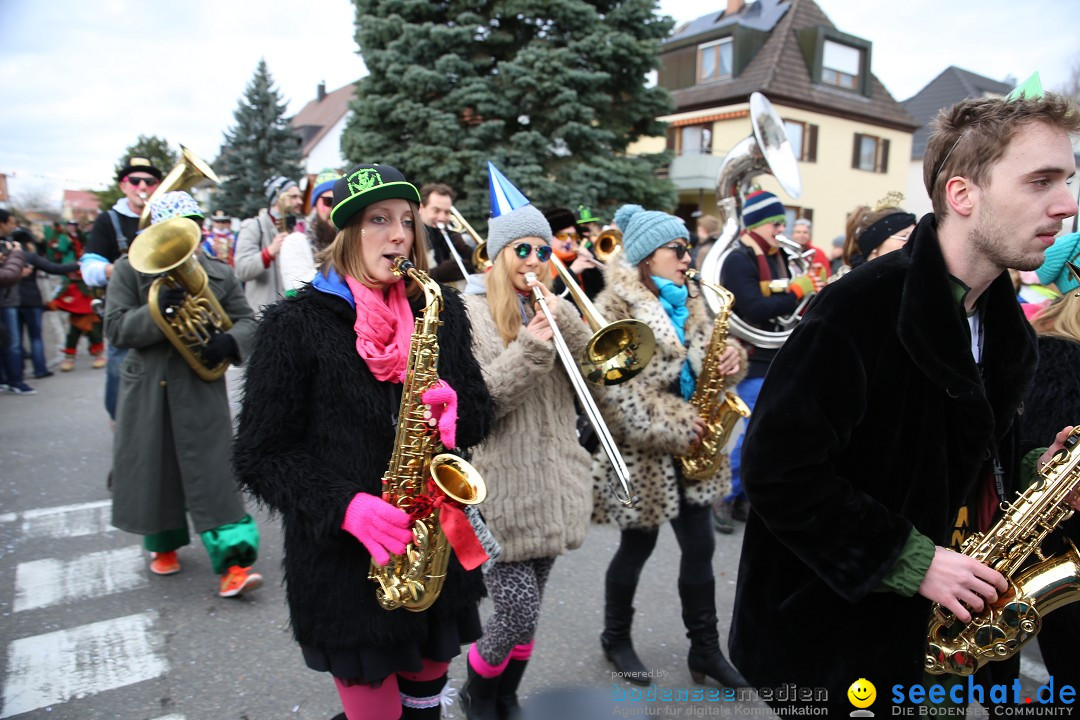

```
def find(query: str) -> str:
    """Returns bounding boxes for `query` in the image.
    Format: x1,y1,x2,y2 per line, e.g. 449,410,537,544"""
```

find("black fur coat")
730,215,1037,707
233,279,492,652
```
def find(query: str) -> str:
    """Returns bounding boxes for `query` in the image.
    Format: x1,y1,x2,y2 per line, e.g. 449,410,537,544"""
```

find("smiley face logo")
847,678,876,709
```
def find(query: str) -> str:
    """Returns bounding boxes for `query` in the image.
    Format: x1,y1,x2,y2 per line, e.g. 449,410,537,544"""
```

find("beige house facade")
633,0,917,248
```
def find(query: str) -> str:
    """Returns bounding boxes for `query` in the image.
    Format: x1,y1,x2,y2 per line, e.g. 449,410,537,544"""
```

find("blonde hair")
486,247,528,345
1032,292,1080,343
317,202,429,300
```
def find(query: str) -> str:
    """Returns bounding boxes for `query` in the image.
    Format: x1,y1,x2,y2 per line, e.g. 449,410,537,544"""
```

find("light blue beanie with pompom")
616,204,689,266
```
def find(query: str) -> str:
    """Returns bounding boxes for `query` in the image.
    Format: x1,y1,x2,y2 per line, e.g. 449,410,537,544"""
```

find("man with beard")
729,92,1080,713
418,182,474,284
234,174,303,316
279,169,341,294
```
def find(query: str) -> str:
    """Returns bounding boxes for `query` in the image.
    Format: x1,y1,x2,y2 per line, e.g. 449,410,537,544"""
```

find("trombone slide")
436,223,471,280
525,272,638,508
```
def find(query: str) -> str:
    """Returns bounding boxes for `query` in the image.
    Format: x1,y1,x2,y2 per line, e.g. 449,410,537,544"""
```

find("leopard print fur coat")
590,258,747,530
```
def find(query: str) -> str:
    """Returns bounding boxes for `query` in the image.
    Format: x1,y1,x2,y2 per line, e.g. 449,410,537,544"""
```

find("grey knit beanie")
618,204,689,266
486,204,553,261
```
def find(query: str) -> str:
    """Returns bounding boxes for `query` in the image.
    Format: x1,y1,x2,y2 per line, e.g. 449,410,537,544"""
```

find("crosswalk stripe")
14,545,147,612
0,612,168,718
1022,654,1051,685
150,716,186,720
0,500,115,539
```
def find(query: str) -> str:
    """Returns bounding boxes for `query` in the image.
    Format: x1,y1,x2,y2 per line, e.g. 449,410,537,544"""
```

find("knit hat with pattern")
741,190,786,230
149,191,204,225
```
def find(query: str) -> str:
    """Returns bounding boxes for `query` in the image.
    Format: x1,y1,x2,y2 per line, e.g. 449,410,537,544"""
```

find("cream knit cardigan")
464,291,595,562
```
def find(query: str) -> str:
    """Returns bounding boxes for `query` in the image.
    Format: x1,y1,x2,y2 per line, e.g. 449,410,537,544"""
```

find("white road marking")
0,612,168,718
14,545,147,612
0,500,115,539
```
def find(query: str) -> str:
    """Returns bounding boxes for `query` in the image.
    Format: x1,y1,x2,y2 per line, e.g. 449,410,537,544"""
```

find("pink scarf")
345,274,460,450
346,275,414,383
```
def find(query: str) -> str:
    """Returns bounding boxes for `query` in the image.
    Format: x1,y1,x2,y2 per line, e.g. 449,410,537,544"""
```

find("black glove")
200,332,238,367
158,286,187,316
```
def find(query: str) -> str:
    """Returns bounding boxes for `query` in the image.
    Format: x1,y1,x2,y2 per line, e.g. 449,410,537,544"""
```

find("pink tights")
334,659,449,720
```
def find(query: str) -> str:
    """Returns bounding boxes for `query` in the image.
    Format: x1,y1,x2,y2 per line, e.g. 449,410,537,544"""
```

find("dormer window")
697,38,733,83
822,40,861,90
796,27,873,97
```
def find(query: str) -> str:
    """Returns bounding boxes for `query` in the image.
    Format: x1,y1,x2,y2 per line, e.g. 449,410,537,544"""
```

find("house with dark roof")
636,0,917,245
290,81,356,177
901,67,1013,218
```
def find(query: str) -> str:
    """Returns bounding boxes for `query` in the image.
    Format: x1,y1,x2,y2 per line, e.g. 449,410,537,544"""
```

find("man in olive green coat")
104,191,263,598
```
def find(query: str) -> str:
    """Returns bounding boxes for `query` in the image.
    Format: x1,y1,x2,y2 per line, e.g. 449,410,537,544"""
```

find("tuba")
127,218,234,381
138,145,219,230
678,269,751,481
698,92,809,349
369,257,487,611
925,426,1080,675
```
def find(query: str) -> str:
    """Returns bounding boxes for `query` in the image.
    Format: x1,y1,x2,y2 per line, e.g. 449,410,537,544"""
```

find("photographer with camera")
234,175,303,317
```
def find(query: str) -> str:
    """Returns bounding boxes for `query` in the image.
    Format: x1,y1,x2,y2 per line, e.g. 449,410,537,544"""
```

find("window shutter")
804,208,814,222
807,124,818,163
667,127,677,153
852,134,862,169
880,138,891,173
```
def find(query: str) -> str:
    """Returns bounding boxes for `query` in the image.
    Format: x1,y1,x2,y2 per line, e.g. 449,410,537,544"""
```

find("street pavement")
0,357,1058,719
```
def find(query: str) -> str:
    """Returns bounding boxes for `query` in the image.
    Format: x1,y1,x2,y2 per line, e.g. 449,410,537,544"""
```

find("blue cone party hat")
488,162,531,218
485,162,553,260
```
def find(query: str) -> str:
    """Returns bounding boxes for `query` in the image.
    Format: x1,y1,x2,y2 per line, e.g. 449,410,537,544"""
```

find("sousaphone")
698,92,808,350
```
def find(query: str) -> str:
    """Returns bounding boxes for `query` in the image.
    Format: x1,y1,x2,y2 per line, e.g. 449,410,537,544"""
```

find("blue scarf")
653,276,695,400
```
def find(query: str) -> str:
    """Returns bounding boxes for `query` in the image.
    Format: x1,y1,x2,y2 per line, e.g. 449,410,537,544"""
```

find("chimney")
726,0,744,16
317,81,326,102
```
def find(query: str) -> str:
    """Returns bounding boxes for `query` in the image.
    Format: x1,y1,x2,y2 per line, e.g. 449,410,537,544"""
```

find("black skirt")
301,604,482,685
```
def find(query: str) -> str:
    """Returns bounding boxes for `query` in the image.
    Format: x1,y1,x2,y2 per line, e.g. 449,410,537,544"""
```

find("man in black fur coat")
730,93,1080,713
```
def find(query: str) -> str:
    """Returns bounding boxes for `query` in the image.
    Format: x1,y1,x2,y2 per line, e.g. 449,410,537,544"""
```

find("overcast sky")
1,0,1077,205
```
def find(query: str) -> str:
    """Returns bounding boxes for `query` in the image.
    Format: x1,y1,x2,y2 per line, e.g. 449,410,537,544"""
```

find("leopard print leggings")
474,556,556,665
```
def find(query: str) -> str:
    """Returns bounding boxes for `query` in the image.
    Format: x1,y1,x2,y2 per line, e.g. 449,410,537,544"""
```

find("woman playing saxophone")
234,164,494,720
590,204,747,689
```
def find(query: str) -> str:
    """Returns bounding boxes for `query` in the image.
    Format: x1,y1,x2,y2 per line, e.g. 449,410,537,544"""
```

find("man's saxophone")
678,269,751,482
925,426,1080,675
369,257,487,612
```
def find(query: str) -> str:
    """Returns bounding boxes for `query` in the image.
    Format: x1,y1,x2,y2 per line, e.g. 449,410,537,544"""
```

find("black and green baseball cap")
330,164,422,230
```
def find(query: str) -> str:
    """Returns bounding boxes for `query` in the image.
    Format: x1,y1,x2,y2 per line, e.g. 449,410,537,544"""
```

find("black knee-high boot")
678,579,747,688
600,577,650,685
495,658,528,719
399,674,446,719
460,663,501,720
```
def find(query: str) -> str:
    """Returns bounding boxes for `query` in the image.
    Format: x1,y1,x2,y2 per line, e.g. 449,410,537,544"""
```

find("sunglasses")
125,175,159,187
512,243,553,262
660,243,689,260
318,195,335,208
554,231,579,243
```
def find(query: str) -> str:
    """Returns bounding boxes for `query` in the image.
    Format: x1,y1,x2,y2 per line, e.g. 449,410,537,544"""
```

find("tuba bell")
127,218,234,382
698,92,808,349
138,145,220,230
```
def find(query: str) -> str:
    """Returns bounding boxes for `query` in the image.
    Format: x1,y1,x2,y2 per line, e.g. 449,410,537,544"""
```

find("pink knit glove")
341,492,414,566
421,379,459,449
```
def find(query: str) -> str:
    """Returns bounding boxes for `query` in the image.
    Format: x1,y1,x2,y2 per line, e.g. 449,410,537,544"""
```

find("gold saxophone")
925,426,1080,675
678,269,751,482
369,257,487,612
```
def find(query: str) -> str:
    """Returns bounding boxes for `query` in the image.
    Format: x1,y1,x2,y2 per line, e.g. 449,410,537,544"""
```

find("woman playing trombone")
591,204,747,689
458,167,594,719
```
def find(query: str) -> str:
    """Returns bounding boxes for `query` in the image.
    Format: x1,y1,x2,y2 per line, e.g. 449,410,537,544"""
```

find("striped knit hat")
742,191,786,230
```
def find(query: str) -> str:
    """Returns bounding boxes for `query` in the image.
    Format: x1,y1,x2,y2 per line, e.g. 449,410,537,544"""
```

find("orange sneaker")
149,551,181,575
219,566,263,598
91,355,106,369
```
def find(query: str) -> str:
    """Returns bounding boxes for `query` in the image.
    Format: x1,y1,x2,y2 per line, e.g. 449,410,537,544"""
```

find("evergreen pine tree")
341,0,676,232
215,59,304,219
93,135,178,211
